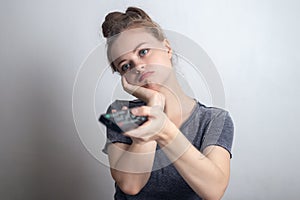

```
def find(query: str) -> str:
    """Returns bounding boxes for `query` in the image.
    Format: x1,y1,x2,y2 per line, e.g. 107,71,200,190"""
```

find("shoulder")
195,101,234,157
197,101,229,115
196,101,233,124
194,101,234,136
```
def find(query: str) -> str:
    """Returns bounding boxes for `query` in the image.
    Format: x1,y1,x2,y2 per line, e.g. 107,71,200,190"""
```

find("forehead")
109,28,163,62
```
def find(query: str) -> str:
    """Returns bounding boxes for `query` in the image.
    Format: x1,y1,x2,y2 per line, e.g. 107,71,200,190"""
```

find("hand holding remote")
99,107,148,133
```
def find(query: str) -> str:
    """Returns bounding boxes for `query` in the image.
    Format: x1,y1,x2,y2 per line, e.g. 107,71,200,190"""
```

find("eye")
138,49,149,57
121,63,131,72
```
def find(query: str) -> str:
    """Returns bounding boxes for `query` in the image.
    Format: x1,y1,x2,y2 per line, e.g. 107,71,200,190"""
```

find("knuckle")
139,106,148,113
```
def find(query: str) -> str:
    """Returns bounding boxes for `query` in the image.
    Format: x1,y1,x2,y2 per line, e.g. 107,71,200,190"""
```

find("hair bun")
102,12,124,38
102,7,156,38
125,7,152,22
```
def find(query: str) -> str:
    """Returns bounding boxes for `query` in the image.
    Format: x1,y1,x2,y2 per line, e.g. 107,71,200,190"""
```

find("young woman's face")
110,28,173,88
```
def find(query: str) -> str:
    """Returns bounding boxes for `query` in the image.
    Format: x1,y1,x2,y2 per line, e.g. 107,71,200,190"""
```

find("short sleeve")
101,101,133,154
200,110,234,158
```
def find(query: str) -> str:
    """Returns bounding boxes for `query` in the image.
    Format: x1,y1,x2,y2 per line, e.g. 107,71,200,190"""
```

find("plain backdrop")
1,0,300,199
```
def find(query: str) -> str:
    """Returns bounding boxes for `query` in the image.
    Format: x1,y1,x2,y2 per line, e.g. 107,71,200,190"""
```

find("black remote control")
99,108,148,133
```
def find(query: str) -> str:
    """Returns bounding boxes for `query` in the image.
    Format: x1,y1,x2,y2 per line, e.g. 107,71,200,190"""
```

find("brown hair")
101,7,166,72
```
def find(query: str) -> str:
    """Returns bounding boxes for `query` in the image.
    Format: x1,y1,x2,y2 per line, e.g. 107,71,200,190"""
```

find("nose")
132,57,145,74
134,64,145,73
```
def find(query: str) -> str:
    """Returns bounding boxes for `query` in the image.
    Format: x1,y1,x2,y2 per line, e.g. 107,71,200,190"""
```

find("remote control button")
140,116,146,121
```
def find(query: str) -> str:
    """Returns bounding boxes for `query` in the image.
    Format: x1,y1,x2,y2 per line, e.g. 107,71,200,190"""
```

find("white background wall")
1,0,300,199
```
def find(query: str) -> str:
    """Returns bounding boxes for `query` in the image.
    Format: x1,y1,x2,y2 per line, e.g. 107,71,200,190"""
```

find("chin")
142,82,161,90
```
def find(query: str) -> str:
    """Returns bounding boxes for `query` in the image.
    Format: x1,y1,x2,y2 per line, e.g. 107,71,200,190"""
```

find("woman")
101,7,234,200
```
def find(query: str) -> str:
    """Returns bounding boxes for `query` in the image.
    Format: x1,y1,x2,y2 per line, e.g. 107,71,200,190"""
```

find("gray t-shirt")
102,99,234,200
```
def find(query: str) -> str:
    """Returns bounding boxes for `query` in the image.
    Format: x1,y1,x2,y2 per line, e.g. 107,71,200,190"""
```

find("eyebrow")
116,42,147,67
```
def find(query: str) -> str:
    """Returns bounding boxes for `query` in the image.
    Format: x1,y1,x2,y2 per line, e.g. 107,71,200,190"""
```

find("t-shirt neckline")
179,99,199,131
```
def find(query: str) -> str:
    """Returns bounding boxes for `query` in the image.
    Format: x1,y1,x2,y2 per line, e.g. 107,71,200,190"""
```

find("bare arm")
105,77,166,195
158,126,230,200
107,141,157,195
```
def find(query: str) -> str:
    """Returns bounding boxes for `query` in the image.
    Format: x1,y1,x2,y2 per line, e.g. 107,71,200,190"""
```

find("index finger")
121,75,139,94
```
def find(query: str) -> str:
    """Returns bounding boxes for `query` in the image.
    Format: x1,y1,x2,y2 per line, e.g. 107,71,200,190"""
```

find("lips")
139,71,154,82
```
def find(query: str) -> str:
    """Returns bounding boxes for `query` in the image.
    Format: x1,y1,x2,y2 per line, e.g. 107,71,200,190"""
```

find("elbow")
205,189,226,200
111,169,148,196
118,182,143,196
202,191,225,200
204,180,228,200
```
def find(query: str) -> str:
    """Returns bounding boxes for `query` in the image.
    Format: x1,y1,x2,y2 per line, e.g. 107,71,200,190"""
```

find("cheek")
149,52,172,67
124,73,134,83
124,73,141,86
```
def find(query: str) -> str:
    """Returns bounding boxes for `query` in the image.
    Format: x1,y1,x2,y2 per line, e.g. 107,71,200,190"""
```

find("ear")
163,39,173,59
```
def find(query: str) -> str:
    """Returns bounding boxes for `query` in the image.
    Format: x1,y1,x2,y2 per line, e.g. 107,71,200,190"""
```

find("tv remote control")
99,108,148,133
